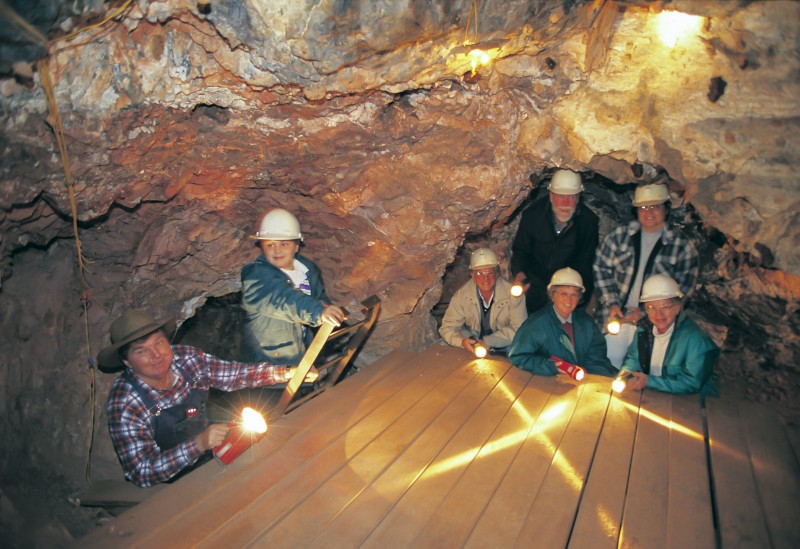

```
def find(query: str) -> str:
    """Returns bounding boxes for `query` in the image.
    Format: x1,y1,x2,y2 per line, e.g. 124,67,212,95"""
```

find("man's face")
471,267,498,295
260,239,300,270
122,331,174,387
551,285,581,319
549,191,579,224
644,298,682,334
637,204,666,232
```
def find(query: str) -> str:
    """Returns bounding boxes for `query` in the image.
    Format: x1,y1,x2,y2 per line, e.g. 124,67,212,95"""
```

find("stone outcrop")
0,0,798,501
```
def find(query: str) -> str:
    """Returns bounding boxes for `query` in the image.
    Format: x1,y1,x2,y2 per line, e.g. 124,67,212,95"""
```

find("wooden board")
463,376,585,547
231,349,494,547
569,387,642,548
706,398,771,548
409,368,562,548
515,378,613,547
304,359,524,548
619,389,672,549
736,401,800,548
358,359,524,548
666,394,714,548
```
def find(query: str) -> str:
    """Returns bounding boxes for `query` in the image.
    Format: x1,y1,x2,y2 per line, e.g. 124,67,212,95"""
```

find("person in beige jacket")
439,248,528,355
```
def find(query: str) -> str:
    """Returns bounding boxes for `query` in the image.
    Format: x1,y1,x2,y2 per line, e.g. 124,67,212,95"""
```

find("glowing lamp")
474,343,488,359
612,370,633,393
655,11,704,48
607,319,621,335
510,284,524,298
213,407,268,465
551,356,585,381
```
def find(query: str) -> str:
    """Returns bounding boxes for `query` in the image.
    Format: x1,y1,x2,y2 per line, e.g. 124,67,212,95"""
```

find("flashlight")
612,370,633,393
551,356,585,381
473,342,488,358
213,407,268,465
510,283,524,298
607,319,621,335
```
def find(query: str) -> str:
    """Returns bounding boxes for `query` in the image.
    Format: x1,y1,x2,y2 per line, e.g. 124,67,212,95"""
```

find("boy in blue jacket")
241,208,345,365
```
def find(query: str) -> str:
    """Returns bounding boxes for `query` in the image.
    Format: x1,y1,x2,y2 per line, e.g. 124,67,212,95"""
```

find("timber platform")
79,345,800,548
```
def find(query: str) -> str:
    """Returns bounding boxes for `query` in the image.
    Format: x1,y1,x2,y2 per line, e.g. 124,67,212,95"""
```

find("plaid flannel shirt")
107,345,287,487
593,221,698,325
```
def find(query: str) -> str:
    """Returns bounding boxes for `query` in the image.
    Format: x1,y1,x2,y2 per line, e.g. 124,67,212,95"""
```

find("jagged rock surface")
0,0,798,506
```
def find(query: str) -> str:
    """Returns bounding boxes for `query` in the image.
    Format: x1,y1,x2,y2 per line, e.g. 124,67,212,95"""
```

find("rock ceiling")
0,0,798,478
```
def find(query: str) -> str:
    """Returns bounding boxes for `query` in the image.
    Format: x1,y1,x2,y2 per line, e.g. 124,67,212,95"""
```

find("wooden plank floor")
80,346,800,548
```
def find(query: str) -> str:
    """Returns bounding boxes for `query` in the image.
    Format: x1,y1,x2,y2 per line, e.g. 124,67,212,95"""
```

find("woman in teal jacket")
509,268,615,377
619,274,719,397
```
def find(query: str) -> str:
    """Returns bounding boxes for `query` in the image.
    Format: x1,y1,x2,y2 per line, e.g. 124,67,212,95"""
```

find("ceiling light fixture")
654,10,704,48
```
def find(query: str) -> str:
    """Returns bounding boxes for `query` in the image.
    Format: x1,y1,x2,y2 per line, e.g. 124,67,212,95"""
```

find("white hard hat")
633,183,670,207
549,170,584,195
547,267,585,291
469,248,499,270
640,274,684,302
253,208,303,240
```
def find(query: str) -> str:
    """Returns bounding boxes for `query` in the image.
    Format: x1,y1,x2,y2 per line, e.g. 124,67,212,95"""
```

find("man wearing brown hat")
99,309,314,487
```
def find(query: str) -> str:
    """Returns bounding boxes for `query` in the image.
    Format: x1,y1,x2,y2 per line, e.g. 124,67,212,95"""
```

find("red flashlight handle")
551,356,583,379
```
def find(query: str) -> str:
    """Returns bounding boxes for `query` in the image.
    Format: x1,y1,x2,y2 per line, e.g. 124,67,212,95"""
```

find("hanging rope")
3,0,134,483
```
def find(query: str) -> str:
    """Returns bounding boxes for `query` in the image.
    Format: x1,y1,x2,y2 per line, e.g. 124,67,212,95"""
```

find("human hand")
627,371,648,391
285,365,319,383
621,307,644,324
512,272,530,295
461,337,477,353
320,304,345,326
197,423,230,452
608,305,624,322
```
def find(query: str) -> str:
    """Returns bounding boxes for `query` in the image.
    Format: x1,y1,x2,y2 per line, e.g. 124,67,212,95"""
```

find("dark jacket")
511,198,599,313
508,305,615,377
241,253,330,365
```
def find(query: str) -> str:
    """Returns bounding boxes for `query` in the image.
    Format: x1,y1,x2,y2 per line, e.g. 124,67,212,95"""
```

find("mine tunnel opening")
433,169,658,325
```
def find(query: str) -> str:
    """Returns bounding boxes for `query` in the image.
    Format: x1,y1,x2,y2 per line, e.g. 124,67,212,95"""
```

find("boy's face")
260,239,300,270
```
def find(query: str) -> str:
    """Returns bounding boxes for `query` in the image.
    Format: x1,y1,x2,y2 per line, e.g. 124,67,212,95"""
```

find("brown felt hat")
97,310,176,373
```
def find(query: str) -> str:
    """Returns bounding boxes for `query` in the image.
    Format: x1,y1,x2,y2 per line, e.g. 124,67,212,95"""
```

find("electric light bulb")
607,319,621,335
511,284,524,297
655,11,703,48
241,407,267,434
474,343,488,358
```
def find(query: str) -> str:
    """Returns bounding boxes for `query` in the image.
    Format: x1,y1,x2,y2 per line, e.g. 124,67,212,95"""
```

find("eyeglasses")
639,205,665,212
472,269,497,278
644,302,679,313
554,290,580,300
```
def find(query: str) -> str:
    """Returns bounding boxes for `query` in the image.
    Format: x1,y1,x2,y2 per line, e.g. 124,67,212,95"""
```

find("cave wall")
1,0,798,485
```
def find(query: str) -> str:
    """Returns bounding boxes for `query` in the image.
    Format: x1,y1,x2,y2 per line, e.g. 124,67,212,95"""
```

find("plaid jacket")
107,345,287,487
592,221,698,325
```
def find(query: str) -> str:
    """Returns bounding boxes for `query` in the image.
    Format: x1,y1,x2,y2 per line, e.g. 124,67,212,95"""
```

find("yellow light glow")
611,378,627,393
241,407,267,434
655,11,704,48
607,320,621,335
618,400,703,441
510,284,524,297
474,344,488,358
